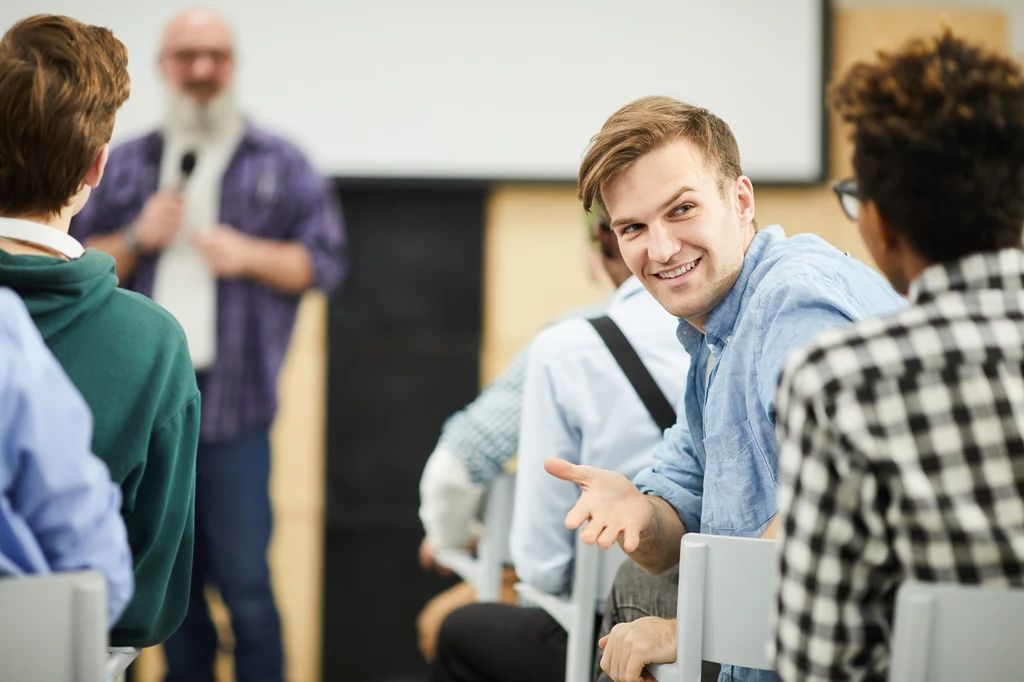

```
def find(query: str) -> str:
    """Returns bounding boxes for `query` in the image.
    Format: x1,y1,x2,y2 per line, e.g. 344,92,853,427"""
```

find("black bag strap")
588,315,676,432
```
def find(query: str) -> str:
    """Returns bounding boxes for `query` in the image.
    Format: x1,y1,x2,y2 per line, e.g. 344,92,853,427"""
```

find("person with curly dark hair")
773,30,1024,681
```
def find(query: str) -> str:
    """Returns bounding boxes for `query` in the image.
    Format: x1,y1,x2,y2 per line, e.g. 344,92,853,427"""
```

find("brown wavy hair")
0,14,130,217
577,96,744,213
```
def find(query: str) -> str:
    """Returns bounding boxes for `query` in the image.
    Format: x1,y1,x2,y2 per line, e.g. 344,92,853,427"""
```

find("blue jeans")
163,425,283,682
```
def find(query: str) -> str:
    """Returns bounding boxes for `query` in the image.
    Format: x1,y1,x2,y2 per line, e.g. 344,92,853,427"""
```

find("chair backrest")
433,471,516,601
0,571,108,682
676,533,779,675
106,647,142,679
513,534,628,682
888,582,1024,682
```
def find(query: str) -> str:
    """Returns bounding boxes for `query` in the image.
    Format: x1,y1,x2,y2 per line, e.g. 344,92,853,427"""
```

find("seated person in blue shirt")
431,208,689,682
547,96,908,682
0,287,134,628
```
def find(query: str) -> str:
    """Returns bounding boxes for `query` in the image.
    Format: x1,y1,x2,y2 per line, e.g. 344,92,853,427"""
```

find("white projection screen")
0,0,828,182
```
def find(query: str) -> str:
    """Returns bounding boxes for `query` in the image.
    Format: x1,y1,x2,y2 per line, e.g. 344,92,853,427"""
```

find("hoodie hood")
0,250,118,340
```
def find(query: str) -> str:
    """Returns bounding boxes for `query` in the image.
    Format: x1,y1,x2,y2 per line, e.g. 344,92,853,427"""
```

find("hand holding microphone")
127,151,196,255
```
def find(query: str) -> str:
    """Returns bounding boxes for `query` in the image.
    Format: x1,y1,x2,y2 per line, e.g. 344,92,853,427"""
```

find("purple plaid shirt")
71,123,348,443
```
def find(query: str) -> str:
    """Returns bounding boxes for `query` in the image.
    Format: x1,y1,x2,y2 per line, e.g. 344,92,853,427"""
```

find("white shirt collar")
0,217,84,259
609,275,645,307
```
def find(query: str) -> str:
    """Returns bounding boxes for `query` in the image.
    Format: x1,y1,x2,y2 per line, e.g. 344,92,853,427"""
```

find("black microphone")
177,151,197,191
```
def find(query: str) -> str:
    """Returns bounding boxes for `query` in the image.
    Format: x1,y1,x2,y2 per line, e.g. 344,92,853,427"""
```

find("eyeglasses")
164,48,234,67
832,178,862,221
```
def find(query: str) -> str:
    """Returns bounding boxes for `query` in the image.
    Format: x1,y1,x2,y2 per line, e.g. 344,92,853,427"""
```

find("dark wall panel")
324,185,485,681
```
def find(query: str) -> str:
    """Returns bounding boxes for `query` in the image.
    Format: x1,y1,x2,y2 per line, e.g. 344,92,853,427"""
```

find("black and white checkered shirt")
771,249,1024,681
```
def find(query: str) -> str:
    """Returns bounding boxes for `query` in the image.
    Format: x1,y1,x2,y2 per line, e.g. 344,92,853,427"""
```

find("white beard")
163,84,241,140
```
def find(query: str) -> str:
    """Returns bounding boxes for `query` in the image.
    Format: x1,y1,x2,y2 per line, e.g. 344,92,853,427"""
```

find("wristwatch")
122,221,140,254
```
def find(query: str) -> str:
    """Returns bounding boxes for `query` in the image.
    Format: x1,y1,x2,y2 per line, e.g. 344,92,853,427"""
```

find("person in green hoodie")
0,14,199,648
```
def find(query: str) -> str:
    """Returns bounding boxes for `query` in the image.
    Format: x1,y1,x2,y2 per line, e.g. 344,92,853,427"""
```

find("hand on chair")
544,459,654,552
418,538,453,576
598,616,676,682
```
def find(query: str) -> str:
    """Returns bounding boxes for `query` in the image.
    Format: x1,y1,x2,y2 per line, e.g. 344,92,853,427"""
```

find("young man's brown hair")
0,14,130,218
577,95,744,212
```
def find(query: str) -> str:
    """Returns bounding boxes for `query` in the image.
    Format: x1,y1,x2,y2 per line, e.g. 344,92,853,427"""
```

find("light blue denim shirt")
633,225,906,680
0,288,134,627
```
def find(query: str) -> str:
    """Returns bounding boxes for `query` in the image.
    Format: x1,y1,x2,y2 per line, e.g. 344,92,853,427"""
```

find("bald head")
159,8,235,106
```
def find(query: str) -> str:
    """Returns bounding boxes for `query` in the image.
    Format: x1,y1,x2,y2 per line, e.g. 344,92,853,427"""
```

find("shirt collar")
677,224,786,355
609,275,645,307
0,217,85,259
908,248,1024,305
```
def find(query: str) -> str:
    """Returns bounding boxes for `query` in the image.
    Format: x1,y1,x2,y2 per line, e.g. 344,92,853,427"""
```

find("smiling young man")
546,96,907,682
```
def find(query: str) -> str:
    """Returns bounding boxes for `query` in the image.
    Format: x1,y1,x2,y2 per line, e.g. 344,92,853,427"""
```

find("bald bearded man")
71,9,348,682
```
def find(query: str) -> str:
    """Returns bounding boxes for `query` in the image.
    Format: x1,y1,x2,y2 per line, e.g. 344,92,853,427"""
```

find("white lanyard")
0,217,84,259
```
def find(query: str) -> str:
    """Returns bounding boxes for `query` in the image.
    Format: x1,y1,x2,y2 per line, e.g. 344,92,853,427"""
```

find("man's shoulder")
106,287,191,356
755,233,876,290
0,290,39,393
780,304,927,403
243,123,315,165
108,130,163,164
749,234,903,317
101,289,198,417
530,316,604,363
0,288,34,342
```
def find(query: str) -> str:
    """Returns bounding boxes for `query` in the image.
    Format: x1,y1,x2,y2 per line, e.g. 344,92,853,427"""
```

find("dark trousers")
431,602,590,682
163,425,283,682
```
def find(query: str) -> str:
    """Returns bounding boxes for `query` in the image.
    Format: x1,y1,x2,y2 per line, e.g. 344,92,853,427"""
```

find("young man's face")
602,138,756,328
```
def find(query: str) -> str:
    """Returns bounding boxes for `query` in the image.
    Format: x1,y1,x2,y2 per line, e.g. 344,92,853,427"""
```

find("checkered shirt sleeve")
437,346,528,485
772,249,1024,681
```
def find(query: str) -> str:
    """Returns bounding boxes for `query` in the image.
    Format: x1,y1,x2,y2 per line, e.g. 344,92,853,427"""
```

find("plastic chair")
648,533,779,681
514,535,628,682
106,646,141,679
0,571,108,682
433,471,516,601
888,581,1024,682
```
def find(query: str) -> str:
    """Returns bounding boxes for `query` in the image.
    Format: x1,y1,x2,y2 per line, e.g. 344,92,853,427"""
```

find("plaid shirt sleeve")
772,352,897,682
280,151,348,294
437,345,528,485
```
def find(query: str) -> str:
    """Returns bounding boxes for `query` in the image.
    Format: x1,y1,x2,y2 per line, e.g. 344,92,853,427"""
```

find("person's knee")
607,559,678,623
418,582,477,662
436,603,479,657
611,558,654,593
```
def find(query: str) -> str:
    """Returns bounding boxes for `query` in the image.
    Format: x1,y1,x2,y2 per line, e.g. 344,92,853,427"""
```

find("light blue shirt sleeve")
632,394,703,533
0,289,134,627
509,335,580,595
754,274,888,417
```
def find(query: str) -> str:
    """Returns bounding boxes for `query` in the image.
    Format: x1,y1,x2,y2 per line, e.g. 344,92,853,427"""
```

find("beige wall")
134,7,1008,682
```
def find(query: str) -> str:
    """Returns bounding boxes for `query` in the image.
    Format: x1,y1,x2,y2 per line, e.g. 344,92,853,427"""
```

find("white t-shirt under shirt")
151,117,244,370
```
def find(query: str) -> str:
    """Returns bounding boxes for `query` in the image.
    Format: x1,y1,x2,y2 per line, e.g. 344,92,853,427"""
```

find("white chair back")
433,471,515,601
107,647,142,680
0,571,107,682
888,582,1024,682
650,533,779,681
514,534,628,682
